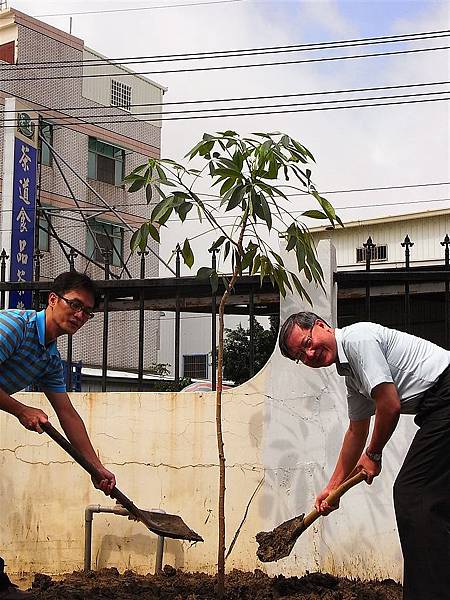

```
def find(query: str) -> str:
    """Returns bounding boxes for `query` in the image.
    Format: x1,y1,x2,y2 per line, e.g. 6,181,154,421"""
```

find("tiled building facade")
0,8,164,371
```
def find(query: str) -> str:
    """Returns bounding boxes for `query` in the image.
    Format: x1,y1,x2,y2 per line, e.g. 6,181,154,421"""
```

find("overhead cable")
3,31,450,70
35,0,249,18
2,80,448,114
4,44,450,82
1,95,449,129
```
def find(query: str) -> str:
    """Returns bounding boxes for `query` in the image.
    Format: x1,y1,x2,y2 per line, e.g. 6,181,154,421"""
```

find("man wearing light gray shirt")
279,312,450,600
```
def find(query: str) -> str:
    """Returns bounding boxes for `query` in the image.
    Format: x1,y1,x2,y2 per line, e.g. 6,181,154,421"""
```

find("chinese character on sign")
16,240,28,265
16,269,26,283
19,145,31,172
16,207,31,232
18,178,30,205
16,301,25,310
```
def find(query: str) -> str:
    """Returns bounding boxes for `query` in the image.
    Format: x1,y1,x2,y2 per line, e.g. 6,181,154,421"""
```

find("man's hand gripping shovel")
42,421,203,543
256,470,367,562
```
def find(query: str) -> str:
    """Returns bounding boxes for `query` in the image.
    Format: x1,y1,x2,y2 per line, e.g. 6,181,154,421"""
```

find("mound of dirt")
30,567,402,599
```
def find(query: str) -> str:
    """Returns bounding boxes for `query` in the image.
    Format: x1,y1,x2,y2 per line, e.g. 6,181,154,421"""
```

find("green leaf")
182,238,194,268
286,235,296,252
295,243,306,272
270,250,284,266
155,163,168,183
273,267,287,297
198,141,215,157
241,245,257,272
177,201,193,222
210,270,219,294
226,185,245,211
197,267,214,279
128,178,145,193
252,254,261,275
224,240,231,261
216,157,240,172
130,228,142,252
220,177,235,196
148,223,160,243
151,197,173,222
302,210,328,219
158,207,173,226
214,168,240,179
260,193,272,231
291,272,312,305
209,235,227,251
145,185,153,204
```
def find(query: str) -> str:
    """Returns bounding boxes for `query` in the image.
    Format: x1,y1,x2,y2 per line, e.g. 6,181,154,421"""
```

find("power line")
1,94,449,128
4,28,449,68
0,195,446,228
4,31,450,71
14,179,447,212
35,0,248,18
3,87,450,125
2,80,448,115
4,44,449,82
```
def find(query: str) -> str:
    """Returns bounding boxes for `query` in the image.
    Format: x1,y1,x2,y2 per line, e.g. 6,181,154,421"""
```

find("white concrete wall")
1,238,416,580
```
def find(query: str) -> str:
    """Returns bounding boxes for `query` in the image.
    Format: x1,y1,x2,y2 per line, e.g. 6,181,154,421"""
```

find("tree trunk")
216,268,239,599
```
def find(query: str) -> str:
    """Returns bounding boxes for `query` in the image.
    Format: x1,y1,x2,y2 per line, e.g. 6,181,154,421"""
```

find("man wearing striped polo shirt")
0,272,116,599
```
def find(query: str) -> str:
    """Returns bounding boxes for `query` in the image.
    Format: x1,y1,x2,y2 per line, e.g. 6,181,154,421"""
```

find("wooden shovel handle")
41,421,147,523
302,470,367,530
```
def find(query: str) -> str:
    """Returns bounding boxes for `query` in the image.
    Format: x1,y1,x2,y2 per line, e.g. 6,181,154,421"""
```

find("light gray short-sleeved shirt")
335,323,450,421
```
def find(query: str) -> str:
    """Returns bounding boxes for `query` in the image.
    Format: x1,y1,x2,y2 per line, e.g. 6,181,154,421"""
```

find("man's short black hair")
50,271,97,301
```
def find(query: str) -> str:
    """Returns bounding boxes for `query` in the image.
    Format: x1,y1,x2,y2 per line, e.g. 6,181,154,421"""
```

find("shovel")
42,421,203,542
256,470,366,562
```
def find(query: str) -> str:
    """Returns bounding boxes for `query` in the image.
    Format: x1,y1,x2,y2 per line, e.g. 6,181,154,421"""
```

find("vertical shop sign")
9,110,37,309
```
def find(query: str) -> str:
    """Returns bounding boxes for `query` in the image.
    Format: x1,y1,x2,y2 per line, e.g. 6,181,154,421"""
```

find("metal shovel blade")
256,514,306,562
42,421,203,542
136,509,203,542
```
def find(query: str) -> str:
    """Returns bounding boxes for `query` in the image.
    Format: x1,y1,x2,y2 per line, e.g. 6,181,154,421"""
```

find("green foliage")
127,131,343,300
146,377,192,393
223,316,280,385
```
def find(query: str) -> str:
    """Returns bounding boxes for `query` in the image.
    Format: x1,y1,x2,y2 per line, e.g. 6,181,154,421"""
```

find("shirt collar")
334,328,352,376
36,309,58,354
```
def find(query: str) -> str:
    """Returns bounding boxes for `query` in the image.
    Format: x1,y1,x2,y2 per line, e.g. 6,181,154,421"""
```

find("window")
111,80,132,112
88,137,125,186
183,354,208,379
356,244,388,263
86,219,124,267
0,41,15,64
39,122,53,166
38,210,50,252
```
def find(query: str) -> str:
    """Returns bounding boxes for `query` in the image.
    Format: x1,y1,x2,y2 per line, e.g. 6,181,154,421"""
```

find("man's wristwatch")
365,448,382,463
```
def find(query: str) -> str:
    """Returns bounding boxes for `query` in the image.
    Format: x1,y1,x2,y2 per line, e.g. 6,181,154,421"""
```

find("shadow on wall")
96,533,186,571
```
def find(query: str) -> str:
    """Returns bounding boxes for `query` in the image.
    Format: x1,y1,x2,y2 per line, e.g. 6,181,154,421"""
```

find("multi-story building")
0,7,166,374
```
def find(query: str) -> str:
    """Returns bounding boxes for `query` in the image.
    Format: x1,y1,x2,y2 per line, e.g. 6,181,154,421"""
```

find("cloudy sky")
7,0,450,275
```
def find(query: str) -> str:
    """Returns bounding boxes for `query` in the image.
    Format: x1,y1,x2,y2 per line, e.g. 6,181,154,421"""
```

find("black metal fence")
0,246,276,392
335,234,450,349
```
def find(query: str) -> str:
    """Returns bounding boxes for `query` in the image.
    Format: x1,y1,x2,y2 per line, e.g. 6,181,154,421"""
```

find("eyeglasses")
55,293,95,320
294,323,315,364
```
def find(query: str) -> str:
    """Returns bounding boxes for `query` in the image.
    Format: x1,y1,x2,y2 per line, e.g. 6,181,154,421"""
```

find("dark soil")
256,513,306,562
30,566,403,599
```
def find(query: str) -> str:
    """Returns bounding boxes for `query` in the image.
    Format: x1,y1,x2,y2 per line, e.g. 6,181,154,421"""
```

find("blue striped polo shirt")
0,309,66,394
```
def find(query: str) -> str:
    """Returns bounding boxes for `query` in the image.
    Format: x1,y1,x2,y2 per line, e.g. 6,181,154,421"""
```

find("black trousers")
393,367,450,600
